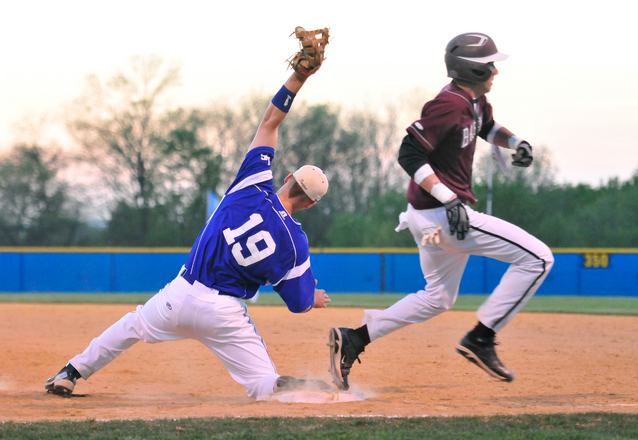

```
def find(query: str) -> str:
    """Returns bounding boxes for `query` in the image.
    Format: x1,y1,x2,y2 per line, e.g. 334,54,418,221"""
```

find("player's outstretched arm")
249,26,329,152
488,125,533,167
249,73,306,152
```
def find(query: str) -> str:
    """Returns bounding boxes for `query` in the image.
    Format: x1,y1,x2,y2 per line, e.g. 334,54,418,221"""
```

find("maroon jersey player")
329,33,554,390
404,80,496,209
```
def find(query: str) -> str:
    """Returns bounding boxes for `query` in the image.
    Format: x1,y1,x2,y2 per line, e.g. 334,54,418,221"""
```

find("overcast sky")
1,0,636,186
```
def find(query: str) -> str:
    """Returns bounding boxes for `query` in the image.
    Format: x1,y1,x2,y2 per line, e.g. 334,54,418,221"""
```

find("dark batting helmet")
444,33,509,83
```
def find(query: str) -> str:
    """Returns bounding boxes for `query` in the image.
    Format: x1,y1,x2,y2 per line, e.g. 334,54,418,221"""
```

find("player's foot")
274,375,332,392
455,331,514,382
328,327,365,391
44,364,81,396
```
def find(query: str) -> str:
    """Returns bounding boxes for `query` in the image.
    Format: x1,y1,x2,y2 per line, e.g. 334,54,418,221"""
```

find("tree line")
1,56,637,248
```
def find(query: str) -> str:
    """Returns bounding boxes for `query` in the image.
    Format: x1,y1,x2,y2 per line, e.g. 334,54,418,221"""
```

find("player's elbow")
398,134,429,178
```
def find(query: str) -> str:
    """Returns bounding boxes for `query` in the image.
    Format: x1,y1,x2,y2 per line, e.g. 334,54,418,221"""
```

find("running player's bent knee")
544,253,554,272
521,240,553,275
538,244,554,273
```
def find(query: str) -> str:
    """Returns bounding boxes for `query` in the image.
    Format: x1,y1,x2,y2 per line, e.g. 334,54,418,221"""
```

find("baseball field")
2,294,638,438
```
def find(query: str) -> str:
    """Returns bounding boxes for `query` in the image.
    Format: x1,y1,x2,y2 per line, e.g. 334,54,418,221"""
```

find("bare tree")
67,55,181,240
199,93,269,191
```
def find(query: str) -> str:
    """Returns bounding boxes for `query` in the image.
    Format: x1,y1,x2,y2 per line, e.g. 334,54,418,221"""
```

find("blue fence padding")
312,253,382,293
113,253,187,292
259,253,383,294
459,256,484,294
580,253,638,296
383,253,423,293
0,253,21,292
537,254,579,295
1,249,637,295
24,253,112,292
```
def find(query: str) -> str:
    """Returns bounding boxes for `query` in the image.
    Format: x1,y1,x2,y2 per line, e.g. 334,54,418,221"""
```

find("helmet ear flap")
470,67,491,81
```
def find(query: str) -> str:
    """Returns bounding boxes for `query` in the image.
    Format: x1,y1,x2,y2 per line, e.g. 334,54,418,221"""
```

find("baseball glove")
287,26,329,80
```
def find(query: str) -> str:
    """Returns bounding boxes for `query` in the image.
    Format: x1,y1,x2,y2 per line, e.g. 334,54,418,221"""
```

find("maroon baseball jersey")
406,81,494,209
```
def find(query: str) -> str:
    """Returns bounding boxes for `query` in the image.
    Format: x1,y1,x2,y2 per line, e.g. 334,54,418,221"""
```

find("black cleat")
456,332,514,382
45,364,81,396
328,327,365,391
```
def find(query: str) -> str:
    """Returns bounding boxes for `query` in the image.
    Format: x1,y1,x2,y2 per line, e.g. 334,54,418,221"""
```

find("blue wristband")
271,85,296,113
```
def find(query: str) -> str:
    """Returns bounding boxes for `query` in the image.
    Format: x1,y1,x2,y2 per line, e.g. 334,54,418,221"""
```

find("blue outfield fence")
0,247,636,296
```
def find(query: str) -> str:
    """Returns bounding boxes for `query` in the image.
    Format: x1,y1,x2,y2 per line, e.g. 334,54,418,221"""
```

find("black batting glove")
444,197,469,241
511,141,533,167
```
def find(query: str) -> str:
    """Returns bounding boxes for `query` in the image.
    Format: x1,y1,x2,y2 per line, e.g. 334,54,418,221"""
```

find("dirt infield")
3,302,638,421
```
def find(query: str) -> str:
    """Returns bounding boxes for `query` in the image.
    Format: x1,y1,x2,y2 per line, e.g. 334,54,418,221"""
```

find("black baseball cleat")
455,332,515,382
328,327,365,391
45,364,81,396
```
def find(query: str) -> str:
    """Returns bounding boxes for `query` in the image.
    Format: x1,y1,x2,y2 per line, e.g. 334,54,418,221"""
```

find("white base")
256,390,365,403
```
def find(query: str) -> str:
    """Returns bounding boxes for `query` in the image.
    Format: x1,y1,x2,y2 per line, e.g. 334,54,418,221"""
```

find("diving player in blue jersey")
45,51,331,399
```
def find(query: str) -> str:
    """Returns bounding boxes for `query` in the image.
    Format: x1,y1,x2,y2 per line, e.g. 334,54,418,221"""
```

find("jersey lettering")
222,213,277,267
461,122,478,148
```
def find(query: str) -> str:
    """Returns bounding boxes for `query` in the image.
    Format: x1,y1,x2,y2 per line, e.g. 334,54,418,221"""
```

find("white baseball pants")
69,275,279,398
364,204,554,341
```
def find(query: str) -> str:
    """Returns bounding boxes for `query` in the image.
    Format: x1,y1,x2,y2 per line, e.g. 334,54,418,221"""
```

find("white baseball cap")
292,165,329,202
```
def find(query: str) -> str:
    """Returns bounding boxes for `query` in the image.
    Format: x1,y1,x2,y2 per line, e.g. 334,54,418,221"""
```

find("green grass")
251,294,638,315
1,413,637,439
2,292,637,315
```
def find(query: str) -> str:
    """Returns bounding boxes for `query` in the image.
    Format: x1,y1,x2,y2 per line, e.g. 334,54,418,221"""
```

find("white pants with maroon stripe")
363,204,554,341
69,275,279,398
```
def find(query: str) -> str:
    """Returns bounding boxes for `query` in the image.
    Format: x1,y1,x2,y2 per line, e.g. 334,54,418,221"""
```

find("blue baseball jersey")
182,146,316,313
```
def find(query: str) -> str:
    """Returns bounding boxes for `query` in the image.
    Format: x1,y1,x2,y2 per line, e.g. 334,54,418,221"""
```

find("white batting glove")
421,226,442,246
